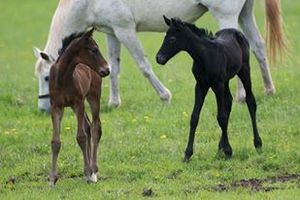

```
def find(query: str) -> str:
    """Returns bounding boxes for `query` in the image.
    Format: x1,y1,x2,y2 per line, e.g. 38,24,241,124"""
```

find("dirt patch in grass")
213,173,300,192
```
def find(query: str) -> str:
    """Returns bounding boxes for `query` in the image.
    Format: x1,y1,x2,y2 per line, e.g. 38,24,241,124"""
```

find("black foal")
156,16,262,161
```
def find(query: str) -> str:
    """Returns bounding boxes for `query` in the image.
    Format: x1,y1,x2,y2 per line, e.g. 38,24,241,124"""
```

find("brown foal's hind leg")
49,106,64,187
72,102,92,182
87,97,102,183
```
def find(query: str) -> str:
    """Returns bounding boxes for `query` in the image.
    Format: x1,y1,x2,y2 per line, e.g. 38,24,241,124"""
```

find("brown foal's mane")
57,31,85,57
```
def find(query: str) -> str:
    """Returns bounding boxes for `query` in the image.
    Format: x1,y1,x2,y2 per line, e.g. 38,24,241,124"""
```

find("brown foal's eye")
90,48,98,54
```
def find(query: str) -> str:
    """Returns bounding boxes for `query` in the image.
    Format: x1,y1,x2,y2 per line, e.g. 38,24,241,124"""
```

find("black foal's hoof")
183,150,193,162
254,137,263,149
218,146,232,159
183,156,191,163
224,151,232,160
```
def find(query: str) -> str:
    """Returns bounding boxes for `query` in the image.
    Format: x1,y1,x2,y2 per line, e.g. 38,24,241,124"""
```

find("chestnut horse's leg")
87,95,101,183
49,105,64,187
72,102,92,182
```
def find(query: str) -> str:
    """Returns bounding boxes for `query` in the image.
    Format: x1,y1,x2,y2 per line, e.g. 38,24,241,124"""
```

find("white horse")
34,0,285,112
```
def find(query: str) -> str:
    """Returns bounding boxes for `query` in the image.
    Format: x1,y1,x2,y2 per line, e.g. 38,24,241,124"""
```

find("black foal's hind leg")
184,82,209,162
212,83,232,158
218,83,233,158
238,65,262,149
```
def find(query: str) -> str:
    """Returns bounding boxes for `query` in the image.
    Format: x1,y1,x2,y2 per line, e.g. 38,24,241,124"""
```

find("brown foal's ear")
84,27,95,38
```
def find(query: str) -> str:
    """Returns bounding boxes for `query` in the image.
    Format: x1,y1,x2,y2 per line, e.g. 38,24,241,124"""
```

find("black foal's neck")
183,30,213,64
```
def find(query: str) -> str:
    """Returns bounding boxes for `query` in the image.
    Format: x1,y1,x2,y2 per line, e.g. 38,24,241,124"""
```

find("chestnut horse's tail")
265,0,287,64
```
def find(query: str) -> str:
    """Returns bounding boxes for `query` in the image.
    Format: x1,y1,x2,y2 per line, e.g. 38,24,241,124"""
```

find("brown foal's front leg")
88,97,102,183
49,106,63,187
72,101,92,182
84,112,91,164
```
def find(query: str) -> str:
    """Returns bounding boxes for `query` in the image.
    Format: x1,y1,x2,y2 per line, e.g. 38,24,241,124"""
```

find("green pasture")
0,0,300,199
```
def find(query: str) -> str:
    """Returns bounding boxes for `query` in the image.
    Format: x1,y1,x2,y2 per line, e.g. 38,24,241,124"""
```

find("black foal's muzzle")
156,54,167,65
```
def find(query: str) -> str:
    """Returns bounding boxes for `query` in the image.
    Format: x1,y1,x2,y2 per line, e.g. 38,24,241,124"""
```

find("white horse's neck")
44,0,91,58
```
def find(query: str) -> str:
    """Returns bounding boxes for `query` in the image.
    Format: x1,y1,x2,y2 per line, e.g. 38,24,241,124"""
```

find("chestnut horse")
45,28,110,186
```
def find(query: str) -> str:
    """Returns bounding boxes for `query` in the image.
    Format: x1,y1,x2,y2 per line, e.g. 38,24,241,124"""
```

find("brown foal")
48,28,110,186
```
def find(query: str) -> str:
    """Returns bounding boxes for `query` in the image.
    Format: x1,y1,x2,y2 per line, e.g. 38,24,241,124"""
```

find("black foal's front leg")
184,82,209,162
212,83,232,158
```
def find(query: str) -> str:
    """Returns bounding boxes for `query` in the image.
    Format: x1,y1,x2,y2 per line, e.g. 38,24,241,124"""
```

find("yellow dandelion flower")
160,134,167,139
144,116,150,122
182,111,188,117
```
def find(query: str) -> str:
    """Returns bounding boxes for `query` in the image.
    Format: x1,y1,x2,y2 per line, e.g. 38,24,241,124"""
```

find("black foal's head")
156,16,189,65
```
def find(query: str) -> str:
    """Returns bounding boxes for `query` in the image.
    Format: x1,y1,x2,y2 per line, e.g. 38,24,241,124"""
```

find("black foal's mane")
58,31,85,57
179,19,214,39
185,23,214,39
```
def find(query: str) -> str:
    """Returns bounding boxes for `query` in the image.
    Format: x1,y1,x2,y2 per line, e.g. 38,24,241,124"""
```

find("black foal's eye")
44,76,49,82
169,36,176,44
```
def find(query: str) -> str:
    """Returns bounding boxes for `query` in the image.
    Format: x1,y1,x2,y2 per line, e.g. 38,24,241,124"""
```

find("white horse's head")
33,47,55,113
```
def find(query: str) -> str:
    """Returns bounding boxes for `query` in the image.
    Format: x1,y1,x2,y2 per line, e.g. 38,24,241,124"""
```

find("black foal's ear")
172,18,185,31
163,15,171,26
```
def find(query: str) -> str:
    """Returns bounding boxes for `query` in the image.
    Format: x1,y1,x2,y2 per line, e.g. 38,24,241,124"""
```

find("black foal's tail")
235,30,250,62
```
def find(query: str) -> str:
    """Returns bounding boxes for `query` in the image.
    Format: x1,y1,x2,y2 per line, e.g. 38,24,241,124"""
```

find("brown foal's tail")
265,0,287,65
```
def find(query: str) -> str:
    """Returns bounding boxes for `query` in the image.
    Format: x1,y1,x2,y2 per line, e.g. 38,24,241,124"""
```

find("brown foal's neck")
56,49,79,86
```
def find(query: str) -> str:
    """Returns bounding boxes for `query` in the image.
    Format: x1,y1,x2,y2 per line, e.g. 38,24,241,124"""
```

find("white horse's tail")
265,0,287,65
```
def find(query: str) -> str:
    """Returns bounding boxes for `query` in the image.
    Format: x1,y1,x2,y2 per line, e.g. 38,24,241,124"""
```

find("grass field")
0,0,300,199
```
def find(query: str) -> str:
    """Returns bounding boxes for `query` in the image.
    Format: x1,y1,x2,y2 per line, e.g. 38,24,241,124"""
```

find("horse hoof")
265,86,276,96
183,150,193,162
108,97,121,108
224,153,232,160
90,173,98,182
49,182,55,187
236,94,246,103
160,89,172,104
48,175,58,187
86,173,98,183
49,179,57,187
236,90,246,103
254,138,263,149
218,146,232,159
183,157,190,163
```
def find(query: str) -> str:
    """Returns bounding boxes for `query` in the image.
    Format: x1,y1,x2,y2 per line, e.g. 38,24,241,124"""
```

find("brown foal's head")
67,28,110,77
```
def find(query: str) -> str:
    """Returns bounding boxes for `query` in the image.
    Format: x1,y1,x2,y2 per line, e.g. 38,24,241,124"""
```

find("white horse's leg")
208,0,247,102
106,34,122,107
113,26,172,103
239,0,275,95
